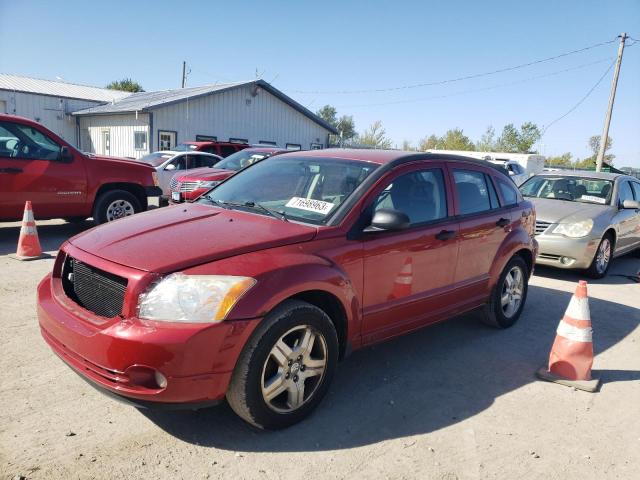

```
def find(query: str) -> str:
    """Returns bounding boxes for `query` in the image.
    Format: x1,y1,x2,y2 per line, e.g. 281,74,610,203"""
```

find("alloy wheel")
260,325,327,413
501,266,524,318
595,238,611,274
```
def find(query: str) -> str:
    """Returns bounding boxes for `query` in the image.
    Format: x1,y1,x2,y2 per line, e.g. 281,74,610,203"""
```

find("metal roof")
72,80,338,134
0,74,132,102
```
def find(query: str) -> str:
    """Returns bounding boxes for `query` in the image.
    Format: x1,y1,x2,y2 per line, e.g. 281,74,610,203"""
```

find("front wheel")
483,255,529,328
93,190,142,224
226,300,338,430
586,233,613,278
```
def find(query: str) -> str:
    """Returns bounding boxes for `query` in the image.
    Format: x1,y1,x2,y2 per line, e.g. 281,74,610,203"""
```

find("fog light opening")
560,256,575,265
124,365,167,389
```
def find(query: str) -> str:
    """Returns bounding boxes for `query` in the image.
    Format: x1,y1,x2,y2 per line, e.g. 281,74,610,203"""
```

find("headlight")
552,219,594,238
137,274,256,323
198,180,220,188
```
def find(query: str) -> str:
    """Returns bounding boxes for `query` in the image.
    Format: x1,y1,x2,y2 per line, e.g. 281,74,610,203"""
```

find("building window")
310,143,323,150
286,143,302,150
196,134,217,141
259,140,277,146
229,137,248,144
134,131,147,150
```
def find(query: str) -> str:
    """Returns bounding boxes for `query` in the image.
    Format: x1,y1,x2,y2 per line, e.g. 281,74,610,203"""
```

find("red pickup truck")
0,114,162,224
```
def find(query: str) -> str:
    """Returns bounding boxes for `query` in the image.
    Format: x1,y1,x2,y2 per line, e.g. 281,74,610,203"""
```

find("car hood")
530,197,611,223
89,154,154,170
176,167,234,182
69,204,317,273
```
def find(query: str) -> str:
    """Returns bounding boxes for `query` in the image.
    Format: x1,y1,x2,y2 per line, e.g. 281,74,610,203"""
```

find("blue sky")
1,0,639,166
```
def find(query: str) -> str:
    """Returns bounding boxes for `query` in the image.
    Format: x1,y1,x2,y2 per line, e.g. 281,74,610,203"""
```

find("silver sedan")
519,171,640,278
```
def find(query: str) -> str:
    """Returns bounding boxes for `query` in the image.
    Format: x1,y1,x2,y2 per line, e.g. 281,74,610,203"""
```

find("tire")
483,255,529,328
585,233,614,279
226,300,339,430
92,189,142,224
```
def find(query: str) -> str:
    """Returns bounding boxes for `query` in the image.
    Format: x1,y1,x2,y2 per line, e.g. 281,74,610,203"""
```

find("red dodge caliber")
38,149,537,429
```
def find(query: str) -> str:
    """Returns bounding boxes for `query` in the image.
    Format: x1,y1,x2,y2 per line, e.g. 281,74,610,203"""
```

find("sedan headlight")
552,219,594,238
198,180,220,188
138,274,256,323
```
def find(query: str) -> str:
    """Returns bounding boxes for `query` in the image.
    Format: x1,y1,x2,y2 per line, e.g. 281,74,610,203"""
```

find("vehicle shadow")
0,220,94,256
533,256,640,285
141,284,639,451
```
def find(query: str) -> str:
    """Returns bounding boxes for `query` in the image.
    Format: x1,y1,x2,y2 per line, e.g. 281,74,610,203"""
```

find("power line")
335,57,614,109
284,38,619,94
541,60,616,136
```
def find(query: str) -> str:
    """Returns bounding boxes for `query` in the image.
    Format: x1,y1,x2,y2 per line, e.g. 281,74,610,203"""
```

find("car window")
631,182,640,200
520,176,613,204
0,121,61,160
373,169,447,225
487,176,500,208
497,178,520,206
453,170,492,215
220,145,236,157
216,150,272,171
195,155,217,168
618,181,634,204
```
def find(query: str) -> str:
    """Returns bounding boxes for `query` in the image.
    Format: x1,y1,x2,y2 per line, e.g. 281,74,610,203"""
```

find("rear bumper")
37,274,261,405
535,234,599,269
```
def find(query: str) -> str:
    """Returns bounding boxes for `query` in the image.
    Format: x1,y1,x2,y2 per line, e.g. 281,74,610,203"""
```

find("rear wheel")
93,190,141,224
226,300,338,430
586,233,613,278
483,256,529,328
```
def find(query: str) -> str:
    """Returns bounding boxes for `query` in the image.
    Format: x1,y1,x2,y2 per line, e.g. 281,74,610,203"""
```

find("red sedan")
169,147,286,203
38,149,537,429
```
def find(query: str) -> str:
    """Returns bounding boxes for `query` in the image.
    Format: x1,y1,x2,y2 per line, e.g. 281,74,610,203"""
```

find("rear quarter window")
496,178,520,206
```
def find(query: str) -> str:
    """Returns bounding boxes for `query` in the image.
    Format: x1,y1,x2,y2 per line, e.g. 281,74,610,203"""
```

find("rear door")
0,120,87,220
615,180,640,252
361,162,459,343
449,166,513,301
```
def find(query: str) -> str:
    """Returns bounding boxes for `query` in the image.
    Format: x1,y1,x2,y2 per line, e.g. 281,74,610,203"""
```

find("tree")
476,126,496,151
438,128,475,151
105,78,144,92
496,122,541,153
401,140,418,151
316,105,337,126
546,152,573,167
358,120,392,149
419,134,439,151
317,105,357,142
587,135,615,164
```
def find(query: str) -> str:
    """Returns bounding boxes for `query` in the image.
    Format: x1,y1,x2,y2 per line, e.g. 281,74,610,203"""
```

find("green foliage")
496,122,541,153
316,105,337,125
418,129,474,151
476,126,496,151
546,152,573,167
317,105,356,141
358,120,393,149
105,78,144,92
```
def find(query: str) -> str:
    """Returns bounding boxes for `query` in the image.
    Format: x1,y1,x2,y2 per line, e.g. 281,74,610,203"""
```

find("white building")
0,74,130,145
73,80,337,158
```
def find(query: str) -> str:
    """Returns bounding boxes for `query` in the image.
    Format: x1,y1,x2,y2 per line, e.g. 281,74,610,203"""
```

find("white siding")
78,113,150,158
0,90,101,145
150,84,330,149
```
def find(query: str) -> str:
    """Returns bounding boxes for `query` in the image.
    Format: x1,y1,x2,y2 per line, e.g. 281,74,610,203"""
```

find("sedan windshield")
214,150,274,172
520,176,613,204
173,143,198,152
138,152,173,167
199,156,378,224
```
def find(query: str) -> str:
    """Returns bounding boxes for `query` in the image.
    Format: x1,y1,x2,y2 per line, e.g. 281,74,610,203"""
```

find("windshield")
215,150,275,172
173,143,198,152
519,176,613,205
137,152,173,167
199,156,379,224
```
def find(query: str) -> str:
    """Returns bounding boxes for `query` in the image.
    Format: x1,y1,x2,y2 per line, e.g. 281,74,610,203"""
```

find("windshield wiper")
243,201,289,222
201,194,229,209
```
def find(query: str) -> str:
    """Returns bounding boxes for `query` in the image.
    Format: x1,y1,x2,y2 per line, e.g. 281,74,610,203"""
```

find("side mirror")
59,146,73,163
363,208,410,232
165,163,176,171
622,199,640,210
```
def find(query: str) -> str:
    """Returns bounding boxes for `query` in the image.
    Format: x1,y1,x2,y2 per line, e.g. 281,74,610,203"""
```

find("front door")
361,163,459,344
158,131,176,151
614,180,640,253
101,129,110,155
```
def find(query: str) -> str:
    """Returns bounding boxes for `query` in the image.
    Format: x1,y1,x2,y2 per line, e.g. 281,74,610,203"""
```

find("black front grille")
61,256,128,318
535,221,552,235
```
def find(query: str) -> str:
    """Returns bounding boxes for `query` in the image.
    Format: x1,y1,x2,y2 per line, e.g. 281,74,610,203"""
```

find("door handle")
435,229,456,241
496,217,510,227
0,167,23,174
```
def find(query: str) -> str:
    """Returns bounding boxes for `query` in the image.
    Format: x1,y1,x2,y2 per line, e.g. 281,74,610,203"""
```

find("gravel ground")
1,219,639,480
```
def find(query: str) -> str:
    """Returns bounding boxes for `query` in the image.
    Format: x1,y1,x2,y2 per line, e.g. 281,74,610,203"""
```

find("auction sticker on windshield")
286,197,335,214
581,195,607,204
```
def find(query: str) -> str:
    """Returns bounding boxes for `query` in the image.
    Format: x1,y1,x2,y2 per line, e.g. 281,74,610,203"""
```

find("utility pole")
596,33,627,172
181,61,187,88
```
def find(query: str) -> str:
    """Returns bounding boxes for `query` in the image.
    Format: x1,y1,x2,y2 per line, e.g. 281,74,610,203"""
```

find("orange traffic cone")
388,258,413,300
536,280,600,392
9,201,47,261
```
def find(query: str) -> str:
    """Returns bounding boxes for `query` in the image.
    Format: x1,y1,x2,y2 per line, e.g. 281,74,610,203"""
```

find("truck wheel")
483,255,529,328
585,233,613,279
93,190,141,224
226,300,338,430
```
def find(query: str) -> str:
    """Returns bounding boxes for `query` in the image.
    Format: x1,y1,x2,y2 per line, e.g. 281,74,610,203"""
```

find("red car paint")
176,141,249,157
169,147,286,202
37,149,537,407
0,114,161,221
